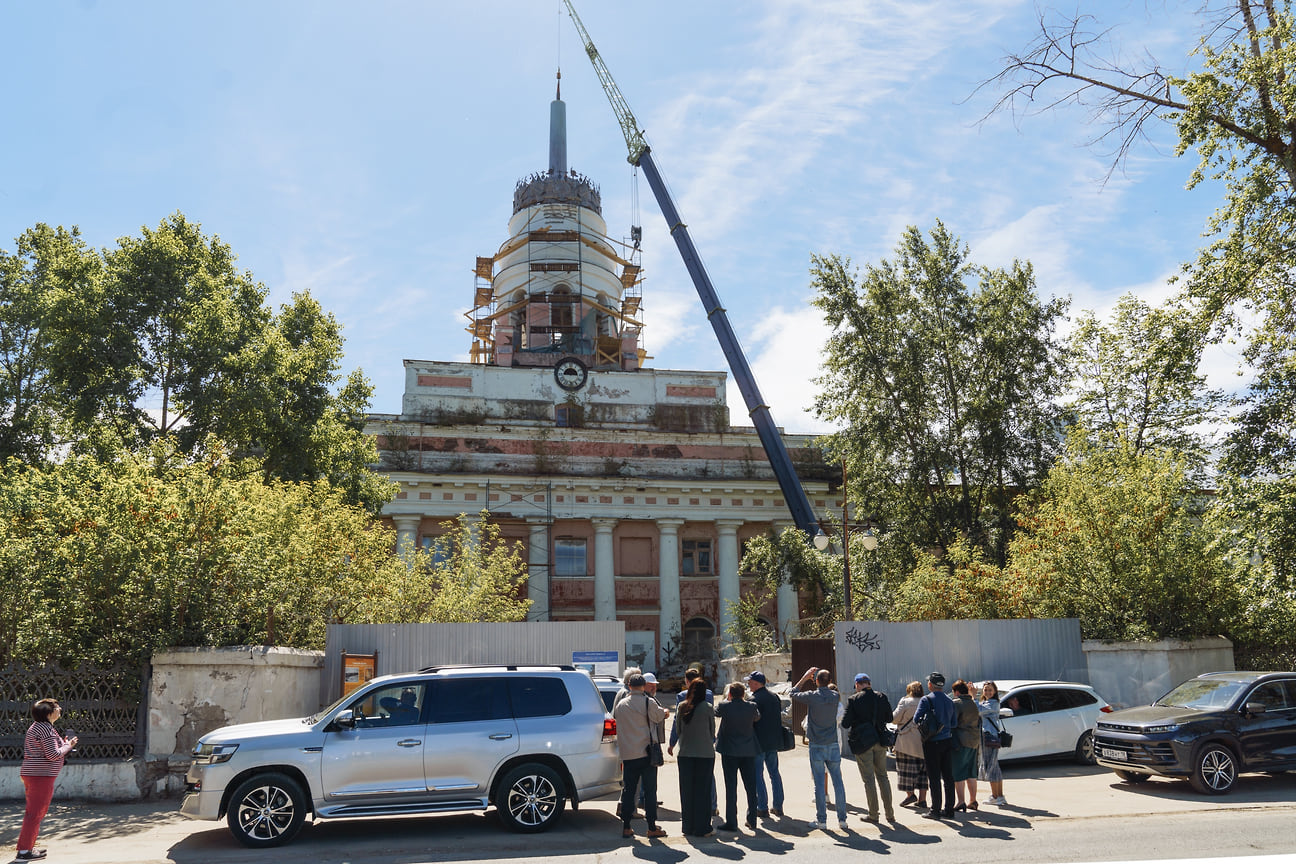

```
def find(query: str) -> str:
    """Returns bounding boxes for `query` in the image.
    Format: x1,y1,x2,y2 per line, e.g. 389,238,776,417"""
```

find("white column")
774,522,800,644
716,519,743,659
657,519,685,668
392,514,422,567
592,518,618,621
526,518,550,622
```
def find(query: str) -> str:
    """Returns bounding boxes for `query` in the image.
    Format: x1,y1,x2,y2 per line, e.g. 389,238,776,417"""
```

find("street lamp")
818,458,880,620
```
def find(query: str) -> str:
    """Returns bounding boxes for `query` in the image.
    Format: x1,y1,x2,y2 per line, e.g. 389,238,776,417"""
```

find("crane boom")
562,1,820,540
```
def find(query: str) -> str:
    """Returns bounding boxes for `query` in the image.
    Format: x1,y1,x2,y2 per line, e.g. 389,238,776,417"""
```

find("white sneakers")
807,820,826,830
989,795,1009,805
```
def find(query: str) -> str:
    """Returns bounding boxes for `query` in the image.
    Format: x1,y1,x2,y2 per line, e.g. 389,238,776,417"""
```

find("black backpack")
916,695,946,742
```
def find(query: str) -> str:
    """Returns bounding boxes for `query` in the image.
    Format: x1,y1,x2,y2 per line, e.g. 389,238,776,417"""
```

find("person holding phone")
18,698,78,860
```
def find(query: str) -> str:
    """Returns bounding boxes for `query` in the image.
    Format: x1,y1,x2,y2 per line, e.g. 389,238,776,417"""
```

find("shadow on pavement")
166,807,631,864
0,800,177,846
1100,769,1296,804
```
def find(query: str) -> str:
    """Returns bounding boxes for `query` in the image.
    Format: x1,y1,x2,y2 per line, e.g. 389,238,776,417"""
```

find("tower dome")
467,74,643,371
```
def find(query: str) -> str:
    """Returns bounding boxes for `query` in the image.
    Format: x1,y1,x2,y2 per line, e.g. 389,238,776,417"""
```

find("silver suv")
181,664,621,847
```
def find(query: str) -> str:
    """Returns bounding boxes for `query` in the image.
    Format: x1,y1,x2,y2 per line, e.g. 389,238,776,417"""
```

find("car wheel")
1074,730,1096,765
496,763,565,833
1113,769,1150,784
1189,743,1237,795
226,772,308,847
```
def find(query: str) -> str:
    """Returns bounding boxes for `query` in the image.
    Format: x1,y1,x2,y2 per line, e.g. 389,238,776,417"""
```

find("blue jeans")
808,742,847,824
754,748,784,811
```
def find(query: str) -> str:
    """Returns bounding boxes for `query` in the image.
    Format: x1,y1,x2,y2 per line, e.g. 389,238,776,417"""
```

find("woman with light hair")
891,681,929,810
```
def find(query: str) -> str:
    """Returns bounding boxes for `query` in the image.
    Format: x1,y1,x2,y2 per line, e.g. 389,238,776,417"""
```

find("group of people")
901,673,1008,818
610,666,1009,839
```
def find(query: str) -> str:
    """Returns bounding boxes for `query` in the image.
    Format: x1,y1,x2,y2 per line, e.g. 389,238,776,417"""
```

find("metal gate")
0,662,146,761
789,637,836,739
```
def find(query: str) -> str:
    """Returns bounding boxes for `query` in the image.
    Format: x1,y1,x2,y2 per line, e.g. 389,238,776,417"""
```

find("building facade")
368,83,833,671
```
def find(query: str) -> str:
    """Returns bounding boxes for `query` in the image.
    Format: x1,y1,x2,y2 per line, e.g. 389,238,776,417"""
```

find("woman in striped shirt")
17,698,78,861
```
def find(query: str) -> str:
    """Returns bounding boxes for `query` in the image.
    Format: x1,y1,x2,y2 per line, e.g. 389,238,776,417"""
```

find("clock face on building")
554,357,589,391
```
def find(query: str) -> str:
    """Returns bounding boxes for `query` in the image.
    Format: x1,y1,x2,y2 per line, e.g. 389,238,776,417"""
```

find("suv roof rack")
417,663,578,674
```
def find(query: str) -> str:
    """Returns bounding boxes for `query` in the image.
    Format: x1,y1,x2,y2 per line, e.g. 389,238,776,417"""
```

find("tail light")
1100,705,1113,712
602,717,617,742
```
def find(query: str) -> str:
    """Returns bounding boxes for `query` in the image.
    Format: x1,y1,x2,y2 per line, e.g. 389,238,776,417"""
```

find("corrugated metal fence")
833,619,1087,704
322,622,626,705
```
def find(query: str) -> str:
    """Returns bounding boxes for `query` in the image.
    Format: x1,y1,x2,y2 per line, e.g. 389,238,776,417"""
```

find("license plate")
1099,747,1127,760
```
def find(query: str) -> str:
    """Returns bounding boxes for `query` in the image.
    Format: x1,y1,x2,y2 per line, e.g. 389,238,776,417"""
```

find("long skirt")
979,742,1003,783
952,744,979,782
895,751,928,792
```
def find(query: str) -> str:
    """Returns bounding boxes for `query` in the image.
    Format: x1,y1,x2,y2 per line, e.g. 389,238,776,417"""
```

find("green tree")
3,213,390,510
888,539,1031,623
982,2,1296,650
739,526,844,635
1006,431,1235,641
0,439,410,666
0,224,101,462
55,212,270,446
812,222,1068,569
1068,294,1225,474
359,511,531,623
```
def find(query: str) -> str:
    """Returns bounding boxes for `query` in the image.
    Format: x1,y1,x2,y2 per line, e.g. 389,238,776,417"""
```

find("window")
554,538,587,576
508,677,572,718
682,539,712,575
1248,682,1289,712
550,287,575,328
349,683,426,728
421,535,450,567
1066,689,1098,708
1002,692,1033,716
620,537,652,576
682,617,716,661
430,678,511,724
555,403,583,427
1029,689,1073,714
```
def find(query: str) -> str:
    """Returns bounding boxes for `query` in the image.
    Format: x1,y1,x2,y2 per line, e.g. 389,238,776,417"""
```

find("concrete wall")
148,646,325,762
1083,637,1235,710
0,760,144,802
719,652,793,690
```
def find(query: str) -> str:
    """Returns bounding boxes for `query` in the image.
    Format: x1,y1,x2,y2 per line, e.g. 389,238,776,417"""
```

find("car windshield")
1155,678,1245,709
307,689,363,724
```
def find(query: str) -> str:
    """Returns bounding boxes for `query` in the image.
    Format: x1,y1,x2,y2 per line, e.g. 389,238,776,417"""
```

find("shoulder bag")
989,710,1012,749
645,697,664,765
875,696,897,748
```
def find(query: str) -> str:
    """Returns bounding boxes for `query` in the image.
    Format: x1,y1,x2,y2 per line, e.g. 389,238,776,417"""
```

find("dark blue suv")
1094,671,1296,794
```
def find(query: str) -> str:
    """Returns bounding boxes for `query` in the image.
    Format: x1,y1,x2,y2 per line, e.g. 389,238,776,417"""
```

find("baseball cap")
854,673,870,685
642,672,658,684
927,671,946,687
746,671,766,684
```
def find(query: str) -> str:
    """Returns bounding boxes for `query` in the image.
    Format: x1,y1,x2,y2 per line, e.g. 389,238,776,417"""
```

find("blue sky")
2,1,1234,434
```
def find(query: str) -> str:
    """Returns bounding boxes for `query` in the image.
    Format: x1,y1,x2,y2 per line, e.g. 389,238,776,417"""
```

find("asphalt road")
4,753,1295,864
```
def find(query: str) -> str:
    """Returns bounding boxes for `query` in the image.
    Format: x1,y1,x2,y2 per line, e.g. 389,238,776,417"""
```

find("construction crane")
562,1,820,540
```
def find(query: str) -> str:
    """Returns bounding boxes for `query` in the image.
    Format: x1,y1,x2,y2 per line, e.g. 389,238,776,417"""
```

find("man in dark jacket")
747,671,785,818
841,672,895,823
913,671,957,819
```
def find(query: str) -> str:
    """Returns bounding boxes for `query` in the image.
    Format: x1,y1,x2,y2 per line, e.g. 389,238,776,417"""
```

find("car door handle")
489,733,513,741
397,739,423,747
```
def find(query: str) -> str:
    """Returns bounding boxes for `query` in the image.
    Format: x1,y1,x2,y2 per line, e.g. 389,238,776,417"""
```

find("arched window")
682,617,717,665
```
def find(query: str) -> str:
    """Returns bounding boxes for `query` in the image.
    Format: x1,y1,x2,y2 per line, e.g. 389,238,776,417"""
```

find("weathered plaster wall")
1084,637,1235,710
147,646,325,762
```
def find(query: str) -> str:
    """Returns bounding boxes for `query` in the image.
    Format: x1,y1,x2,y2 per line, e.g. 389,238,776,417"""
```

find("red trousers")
19,775,56,851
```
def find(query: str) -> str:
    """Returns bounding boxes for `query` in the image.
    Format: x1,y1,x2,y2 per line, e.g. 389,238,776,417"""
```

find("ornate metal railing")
0,662,146,761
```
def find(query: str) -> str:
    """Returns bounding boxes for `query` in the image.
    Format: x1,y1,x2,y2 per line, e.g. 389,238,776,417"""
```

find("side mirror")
332,709,356,730
1244,702,1267,716
999,708,1015,718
